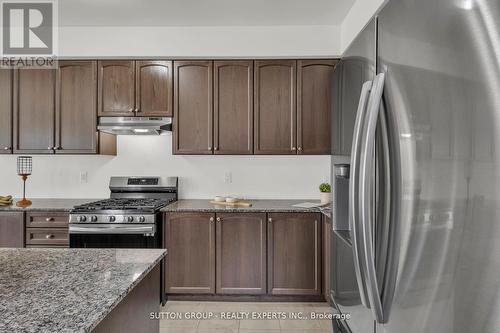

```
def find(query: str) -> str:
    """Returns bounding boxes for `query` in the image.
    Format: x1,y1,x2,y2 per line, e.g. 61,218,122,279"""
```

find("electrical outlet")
80,171,88,184
224,171,232,184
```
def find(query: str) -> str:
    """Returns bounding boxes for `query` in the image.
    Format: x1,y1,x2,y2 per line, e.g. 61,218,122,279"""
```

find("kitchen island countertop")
0,248,166,333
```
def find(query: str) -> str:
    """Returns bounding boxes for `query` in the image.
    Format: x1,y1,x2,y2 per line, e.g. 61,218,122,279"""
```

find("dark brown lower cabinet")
216,213,266,294
24,211,69,247
25,228,69,246
165,212,216,294
267,212,321,295
165,211,323,298
0,212,24,247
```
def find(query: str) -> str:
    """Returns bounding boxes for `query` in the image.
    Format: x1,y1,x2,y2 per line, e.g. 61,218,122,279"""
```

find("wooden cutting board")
209,200,252,207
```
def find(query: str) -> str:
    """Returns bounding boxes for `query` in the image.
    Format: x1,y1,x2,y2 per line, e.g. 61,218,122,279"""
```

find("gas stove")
69,177,177,225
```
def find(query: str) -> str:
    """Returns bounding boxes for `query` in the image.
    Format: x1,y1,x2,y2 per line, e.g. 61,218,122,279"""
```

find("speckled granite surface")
0,198,101,212
0,248,166,333
161,199,330,214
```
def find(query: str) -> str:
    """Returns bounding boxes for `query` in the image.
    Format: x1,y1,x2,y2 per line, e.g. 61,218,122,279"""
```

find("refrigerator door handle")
349,79,373,309
359,72,386,323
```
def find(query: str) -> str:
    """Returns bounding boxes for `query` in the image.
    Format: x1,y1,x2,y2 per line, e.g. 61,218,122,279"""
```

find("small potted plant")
319,183,331,204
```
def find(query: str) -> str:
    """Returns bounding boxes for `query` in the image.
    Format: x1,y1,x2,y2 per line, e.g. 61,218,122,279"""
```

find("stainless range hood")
98,117,172,135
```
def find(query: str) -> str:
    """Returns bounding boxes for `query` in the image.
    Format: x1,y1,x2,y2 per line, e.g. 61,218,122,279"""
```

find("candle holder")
16,156,32,207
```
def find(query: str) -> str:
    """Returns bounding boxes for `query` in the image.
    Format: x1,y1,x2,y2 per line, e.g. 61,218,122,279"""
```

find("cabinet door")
136,60,173,116
254,60,297,154
0,212,24,247
216,213,266,294
297,60,337,155
0,70,12,154
56,60,97,154
13,68,56,154
268,212,321,295
173,61,213,154
323,215,331,301
98,60,135,116
214,60,253,154
165,212,215,294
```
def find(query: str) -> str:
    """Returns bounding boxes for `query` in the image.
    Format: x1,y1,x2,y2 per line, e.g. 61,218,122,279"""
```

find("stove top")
72,198,173,212
69,176,177,225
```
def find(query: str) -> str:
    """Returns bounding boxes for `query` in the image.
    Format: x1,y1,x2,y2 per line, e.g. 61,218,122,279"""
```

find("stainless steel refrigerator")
330,0,500,332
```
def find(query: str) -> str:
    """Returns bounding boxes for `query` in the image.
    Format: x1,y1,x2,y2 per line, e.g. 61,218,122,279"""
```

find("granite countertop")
0,248,166,333
0,198,102,212
162,199,331,215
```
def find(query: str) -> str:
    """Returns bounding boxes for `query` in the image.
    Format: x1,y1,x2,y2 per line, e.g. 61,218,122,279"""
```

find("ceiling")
59,0,355,27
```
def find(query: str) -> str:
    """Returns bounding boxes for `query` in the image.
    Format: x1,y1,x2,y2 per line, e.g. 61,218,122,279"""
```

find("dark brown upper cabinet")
136,60,173,117
56,60,98,154
13,63,115,155
216,213,266,294
267,212,321,295
0,70,12,154
98,60,135,116
98,60,173,117
297,60,337,154
214,60,253,154
14,68,56,154
254,60,297,154
173,60,213,154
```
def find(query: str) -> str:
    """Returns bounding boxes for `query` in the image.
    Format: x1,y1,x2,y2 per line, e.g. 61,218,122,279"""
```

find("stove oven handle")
69,224,156,235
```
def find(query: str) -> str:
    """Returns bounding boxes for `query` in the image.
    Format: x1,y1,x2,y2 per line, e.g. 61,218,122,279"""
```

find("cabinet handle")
3,147,11,150
268,218,272,223
216,217,221,223
134,108,139,112
47,147,53,150
45,234,54,239
45,217,55,222
291,147,296,151
208,147,212,151
214,147,219,151
209,217,214,223
298,147,303,152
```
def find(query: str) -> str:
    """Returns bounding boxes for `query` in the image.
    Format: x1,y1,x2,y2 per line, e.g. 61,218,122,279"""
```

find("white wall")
340,0,386,52
0,135,330,199
59,25,342,58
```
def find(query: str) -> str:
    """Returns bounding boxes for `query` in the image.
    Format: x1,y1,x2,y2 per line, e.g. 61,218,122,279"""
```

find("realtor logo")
1,0,57,68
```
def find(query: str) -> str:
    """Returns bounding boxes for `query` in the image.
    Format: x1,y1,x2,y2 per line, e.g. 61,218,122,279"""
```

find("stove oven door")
69,223,160,248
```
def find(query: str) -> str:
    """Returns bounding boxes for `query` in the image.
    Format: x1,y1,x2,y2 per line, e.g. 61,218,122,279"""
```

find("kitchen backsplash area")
0,135,329,199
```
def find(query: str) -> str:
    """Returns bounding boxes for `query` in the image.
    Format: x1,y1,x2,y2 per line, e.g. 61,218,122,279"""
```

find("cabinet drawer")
26,212,69,228
26,228,69,245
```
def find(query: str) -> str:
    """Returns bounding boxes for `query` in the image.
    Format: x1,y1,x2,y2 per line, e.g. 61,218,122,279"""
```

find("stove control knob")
108,216,116,222
127,216,134,222
138,216,145,223
77,215,87,223
91,216,98,222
